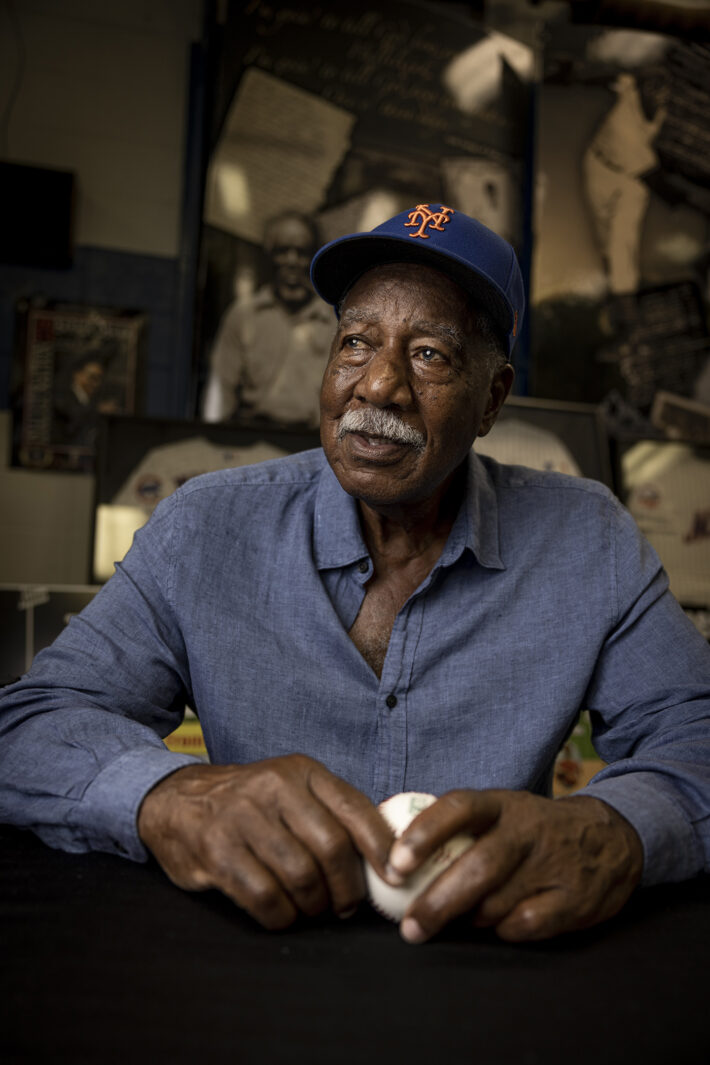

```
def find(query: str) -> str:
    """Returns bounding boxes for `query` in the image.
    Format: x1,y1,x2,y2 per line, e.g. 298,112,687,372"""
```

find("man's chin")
328,447,425,507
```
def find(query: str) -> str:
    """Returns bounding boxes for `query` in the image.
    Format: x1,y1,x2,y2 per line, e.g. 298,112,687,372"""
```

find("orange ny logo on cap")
405,204,455,239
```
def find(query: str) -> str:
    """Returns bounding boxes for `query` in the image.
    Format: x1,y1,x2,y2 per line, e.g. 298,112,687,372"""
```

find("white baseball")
364,792,475,922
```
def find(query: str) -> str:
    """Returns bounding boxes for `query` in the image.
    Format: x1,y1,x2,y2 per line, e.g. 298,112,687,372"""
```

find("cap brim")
310,232,513,339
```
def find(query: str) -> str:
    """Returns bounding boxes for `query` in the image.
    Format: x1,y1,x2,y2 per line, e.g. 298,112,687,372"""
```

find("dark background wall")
0,1,203,421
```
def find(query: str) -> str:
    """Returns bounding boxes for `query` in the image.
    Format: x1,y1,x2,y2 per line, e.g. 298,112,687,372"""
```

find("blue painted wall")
0,246,191,420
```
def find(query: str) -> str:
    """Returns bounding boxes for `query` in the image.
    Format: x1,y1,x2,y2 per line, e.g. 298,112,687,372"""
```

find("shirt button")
386,693,397,709
358,561,369,573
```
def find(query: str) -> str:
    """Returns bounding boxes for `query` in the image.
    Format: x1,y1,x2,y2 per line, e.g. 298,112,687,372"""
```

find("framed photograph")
476,396,614,487
531,29,710,429
13,303,146,472
651,390,710,446
92,414,320,582
618,436,710,609
195,0,534,427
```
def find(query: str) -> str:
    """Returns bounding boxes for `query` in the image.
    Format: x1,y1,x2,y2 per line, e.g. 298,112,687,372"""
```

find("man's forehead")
339,302,462,336
338,269,478,356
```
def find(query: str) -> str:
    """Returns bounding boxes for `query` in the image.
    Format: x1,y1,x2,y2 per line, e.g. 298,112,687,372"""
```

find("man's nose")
354,345,412,408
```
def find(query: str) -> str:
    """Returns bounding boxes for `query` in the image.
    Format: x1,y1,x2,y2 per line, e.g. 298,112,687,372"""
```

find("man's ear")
478,363,515,437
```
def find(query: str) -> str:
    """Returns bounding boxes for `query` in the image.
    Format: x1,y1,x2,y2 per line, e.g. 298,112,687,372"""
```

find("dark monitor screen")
0,161,75,269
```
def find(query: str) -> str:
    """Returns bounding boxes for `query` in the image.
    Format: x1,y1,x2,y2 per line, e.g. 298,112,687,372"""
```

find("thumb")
390,789,504,875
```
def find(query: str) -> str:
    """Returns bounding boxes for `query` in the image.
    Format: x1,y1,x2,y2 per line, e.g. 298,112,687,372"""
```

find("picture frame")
616,435,710,610
194,0,534,424
13,302,146,472
477,395,614,487
91,414,320,582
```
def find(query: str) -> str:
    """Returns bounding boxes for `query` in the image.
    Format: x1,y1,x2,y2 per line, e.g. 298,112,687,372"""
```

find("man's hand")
385,790,644,943
137,755,394,929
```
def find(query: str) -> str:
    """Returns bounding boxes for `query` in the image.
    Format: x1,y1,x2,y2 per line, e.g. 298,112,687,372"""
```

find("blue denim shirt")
1,449,709,885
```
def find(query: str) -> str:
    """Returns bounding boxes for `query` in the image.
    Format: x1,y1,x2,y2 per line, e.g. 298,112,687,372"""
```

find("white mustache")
337,408,426,451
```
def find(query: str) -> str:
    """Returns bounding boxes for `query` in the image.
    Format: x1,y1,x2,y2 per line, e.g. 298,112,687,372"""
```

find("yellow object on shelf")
164,715,209,761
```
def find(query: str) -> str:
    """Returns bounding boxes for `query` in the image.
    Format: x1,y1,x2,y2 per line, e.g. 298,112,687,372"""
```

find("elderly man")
1,205,709,945
202,211,333,427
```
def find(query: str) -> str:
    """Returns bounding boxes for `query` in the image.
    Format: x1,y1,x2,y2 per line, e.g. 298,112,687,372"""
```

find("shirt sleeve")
0,492,201,861
578,500,710,886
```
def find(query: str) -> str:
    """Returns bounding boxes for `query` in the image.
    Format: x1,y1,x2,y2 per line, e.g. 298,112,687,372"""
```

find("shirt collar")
442,451,505,571
313,451,504,572
314,462,369,569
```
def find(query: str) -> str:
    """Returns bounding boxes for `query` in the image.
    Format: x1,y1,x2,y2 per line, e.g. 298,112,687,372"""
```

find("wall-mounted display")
476,395,613,486
194,0,535,425
620,438,710,609
91,414,320,582
531,25,710,439
12,302,145,472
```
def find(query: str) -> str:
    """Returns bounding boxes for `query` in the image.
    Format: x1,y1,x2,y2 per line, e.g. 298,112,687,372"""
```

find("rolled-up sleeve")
578,503,710,884
0,492,201,859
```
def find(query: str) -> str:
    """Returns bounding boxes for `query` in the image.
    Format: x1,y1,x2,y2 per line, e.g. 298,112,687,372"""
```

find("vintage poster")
14,303,145,472
532,25,710,439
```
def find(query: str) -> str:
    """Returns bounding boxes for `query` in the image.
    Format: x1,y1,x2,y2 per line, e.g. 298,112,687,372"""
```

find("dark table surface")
1,823,708,1065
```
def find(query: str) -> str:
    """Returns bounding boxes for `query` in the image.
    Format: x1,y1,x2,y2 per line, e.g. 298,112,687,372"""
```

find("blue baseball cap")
310,203,525,357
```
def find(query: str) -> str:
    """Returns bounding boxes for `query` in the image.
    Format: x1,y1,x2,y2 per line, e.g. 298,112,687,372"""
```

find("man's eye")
417,347,443,363
344,336,366,349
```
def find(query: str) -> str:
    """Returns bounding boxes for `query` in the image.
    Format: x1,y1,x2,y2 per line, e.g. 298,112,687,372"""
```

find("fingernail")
337,906,358,920
400,918,427,944
389,841,416,874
